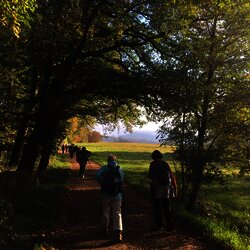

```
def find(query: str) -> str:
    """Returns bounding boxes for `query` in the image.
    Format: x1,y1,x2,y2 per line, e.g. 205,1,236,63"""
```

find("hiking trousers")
152,197,171,229
79,161,87,176
102,196,123,231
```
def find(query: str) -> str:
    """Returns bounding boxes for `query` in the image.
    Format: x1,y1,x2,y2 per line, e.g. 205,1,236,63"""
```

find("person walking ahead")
148,150,177,231
96,154,124,242
76,147,91,178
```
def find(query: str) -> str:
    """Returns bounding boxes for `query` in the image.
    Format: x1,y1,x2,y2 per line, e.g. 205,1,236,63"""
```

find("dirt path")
50,158,212,250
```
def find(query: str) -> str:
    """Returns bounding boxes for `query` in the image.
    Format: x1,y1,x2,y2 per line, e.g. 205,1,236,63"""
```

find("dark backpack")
101,165,122,195
76,150,91,163
156,164,170,185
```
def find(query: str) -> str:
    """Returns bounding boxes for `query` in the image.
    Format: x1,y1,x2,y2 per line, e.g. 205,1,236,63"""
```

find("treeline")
66,117,102,143
0,0,249,211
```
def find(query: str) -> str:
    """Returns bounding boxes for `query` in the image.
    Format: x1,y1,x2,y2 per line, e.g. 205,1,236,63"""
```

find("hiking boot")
113,230,122,243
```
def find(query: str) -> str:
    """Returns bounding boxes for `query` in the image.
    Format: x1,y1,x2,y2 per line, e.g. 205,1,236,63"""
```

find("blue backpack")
101,165,122,195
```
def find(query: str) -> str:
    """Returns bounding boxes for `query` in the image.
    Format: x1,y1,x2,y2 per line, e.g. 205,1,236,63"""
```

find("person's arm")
148,162,153,180
87,150,91,158
166,162,178,196
119,167,125,182
96,165,106,184
170,171,177,197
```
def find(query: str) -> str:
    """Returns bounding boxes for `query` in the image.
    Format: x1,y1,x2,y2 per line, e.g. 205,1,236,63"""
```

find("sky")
133,121,161,132
95,121,162,136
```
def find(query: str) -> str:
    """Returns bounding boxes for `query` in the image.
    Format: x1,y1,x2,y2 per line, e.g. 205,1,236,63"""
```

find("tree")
211,96,250,175
148,0,250,210
88,131,102,143
0,1,38,167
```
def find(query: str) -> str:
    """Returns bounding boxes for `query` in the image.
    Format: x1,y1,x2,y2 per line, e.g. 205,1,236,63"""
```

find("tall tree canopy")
1,0,165,174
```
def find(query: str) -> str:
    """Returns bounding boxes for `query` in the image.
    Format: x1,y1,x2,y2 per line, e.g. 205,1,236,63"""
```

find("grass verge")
0,153,71,249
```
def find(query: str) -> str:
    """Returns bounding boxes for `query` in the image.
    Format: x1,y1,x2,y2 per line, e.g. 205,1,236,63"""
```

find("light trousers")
102,196,123,231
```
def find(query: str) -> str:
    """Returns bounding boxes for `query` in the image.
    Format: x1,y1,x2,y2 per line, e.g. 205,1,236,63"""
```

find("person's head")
151,150,163,160
81,146,86,151
107,154,116,163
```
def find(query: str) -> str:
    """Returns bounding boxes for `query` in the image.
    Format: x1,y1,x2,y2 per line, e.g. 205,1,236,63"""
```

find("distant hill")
103,130,159,144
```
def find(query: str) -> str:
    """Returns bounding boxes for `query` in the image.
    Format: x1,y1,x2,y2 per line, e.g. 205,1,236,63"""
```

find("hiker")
68,144,74,158
61,144,65,154
73,144,79,157
148,150,177,231
96,154,124,242
64,144,68,153
76,146,91,178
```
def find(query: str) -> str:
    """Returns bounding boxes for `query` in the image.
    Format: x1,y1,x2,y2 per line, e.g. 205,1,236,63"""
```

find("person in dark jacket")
68,144,75,158
148,150,177,231
76,147,91,178
61,144,65,154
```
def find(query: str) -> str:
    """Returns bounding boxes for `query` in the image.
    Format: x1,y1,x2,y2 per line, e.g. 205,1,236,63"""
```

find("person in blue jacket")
96,154,124,242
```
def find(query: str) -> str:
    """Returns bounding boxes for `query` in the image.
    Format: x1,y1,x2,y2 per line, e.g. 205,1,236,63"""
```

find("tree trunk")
36,111,67,176
37,146,51,177
16,107,47,173
16,128,41,173
186,177,201,211
186,93,209,210
36,127,58,176
9,69,38,167
180,111,187,200
9,121,27,167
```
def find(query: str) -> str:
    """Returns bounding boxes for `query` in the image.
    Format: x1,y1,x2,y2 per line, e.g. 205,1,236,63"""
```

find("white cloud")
134,121,161,132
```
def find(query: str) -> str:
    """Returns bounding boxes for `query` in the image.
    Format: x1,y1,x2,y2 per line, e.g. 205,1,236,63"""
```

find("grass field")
199,176,250,249
79,142,250,250
81,142,175,192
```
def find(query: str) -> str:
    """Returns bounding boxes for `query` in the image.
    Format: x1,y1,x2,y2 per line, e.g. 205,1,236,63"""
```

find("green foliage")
0,0,37,37
214,106,250,175
176,205,250,250
200,176,250,237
